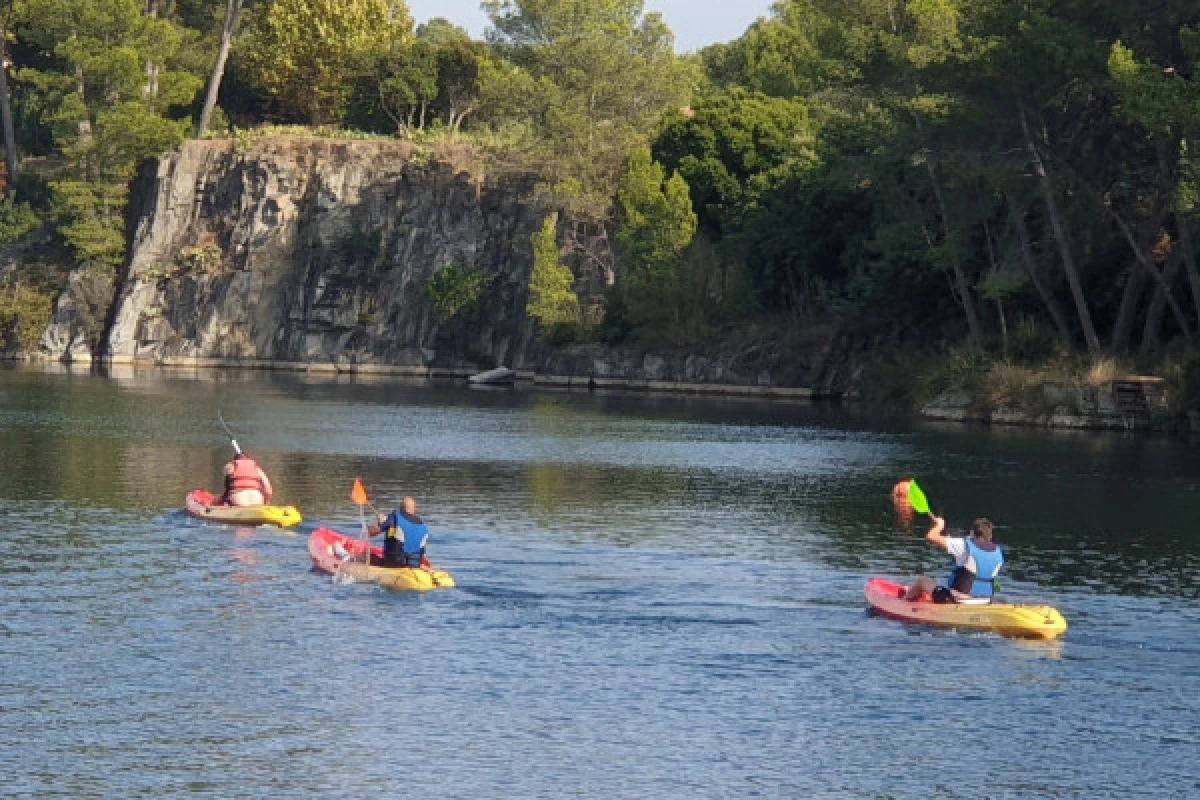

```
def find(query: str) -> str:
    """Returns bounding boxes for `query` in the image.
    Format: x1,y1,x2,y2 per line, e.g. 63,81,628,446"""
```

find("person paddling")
903,515,1004,605
365,496,430,568
221,452,274,507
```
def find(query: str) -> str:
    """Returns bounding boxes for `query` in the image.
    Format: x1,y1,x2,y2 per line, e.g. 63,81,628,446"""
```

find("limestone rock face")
41,138,570,369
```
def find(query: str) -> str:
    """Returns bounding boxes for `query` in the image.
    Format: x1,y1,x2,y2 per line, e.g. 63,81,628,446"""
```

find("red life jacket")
229,458,265,492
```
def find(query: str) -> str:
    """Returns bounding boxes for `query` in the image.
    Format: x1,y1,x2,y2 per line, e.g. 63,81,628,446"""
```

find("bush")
428,265,491,324
0,194,42,247
0,278,56,350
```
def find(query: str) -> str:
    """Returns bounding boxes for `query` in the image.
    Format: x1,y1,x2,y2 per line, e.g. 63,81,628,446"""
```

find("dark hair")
971,518,994,540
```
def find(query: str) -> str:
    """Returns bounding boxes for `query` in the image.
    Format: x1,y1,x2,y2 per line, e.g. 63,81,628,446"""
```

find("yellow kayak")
309,527,455,592
866,578,1067,639
185,489,303,528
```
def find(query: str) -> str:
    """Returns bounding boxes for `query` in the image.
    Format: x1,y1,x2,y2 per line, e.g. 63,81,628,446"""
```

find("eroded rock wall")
41,138,564,369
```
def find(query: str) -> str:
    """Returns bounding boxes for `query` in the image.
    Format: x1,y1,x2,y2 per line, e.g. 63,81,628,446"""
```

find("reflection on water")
0,364,1198,796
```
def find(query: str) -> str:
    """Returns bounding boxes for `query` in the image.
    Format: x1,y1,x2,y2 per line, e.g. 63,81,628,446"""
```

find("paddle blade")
908,480,931,516
351,478,368,506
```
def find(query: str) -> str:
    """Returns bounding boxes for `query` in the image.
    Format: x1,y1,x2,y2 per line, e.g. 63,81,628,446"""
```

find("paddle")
907,479,932,517
352,478,372,568
218,408,242,456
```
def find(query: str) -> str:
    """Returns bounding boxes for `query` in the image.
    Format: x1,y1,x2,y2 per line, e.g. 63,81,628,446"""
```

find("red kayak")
308,527,454,592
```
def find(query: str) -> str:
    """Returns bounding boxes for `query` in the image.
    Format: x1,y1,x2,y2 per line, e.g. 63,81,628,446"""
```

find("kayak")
185,489,303,528
865,578,1067,640
308,527,455,592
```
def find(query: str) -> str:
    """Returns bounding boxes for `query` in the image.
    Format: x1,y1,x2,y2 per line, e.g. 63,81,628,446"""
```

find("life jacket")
383,511,430,568
228,457,266,493
947,538,1004,599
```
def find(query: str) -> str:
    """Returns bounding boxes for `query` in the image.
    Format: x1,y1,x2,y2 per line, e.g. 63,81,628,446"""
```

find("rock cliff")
37,135,855,395
41,137,573,369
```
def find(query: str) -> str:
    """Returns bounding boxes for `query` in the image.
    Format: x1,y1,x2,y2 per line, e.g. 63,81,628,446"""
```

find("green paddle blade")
908,480,931,515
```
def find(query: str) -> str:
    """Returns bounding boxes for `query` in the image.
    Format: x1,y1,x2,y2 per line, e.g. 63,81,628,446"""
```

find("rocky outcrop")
41,137,576,368
921,378,1171,430
36,135,856,395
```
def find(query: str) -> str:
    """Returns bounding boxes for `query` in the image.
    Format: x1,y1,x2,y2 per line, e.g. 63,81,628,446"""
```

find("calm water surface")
1,366,1197,797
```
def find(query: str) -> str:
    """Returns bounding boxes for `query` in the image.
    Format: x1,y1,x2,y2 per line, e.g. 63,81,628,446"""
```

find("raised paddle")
352,478,372,568
907,479,932,517
217,408,242,456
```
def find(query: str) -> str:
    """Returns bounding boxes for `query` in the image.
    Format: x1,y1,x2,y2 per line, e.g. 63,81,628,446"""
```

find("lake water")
0,365,1197,797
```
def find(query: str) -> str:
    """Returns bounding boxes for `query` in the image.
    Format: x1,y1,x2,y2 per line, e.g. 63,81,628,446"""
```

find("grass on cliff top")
206,123,537,178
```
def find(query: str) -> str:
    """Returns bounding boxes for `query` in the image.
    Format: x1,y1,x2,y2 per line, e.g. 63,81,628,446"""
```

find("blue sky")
406,0,776,52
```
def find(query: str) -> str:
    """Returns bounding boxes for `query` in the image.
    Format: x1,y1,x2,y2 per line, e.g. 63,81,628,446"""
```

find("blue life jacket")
947,538,1004,599
383,510,429,568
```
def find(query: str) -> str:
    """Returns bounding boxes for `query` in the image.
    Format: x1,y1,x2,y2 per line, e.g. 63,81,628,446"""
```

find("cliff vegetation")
2,2,1200,411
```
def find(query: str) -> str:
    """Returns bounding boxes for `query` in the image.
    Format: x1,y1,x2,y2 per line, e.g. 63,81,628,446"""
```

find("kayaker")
365,496,430,568
221,452,274,507
903,515,1004,604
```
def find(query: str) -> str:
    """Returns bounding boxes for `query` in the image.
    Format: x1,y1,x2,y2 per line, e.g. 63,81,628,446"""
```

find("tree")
243,0,413,124
526,214,580,334
196,0,248,138
615,147,697,333
16,0,202,270
483,0,696,208
0,0,19,182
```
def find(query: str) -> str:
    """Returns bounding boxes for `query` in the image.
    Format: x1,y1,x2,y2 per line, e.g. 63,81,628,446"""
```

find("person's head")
402,496,418,515
970,518,995,542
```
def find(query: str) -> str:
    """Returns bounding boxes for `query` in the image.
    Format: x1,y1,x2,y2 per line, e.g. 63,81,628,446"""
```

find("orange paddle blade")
351,478,368,506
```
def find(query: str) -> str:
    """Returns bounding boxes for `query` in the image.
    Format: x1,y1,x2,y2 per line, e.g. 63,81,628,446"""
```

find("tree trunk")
1176,211,1200,323
196,0,243,138
1140,248,1184,355
1019,104,1101,354
925,163,982,348
1009,194,1073,347
0,24,18,184
1102,198,1192,341
1110,263,1146,354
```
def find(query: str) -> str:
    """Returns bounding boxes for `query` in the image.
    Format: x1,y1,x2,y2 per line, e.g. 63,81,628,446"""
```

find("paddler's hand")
377,513,387,525
930,516,946,533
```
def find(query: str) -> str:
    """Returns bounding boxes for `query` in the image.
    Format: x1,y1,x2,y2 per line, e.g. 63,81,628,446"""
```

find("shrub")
428,265,490,324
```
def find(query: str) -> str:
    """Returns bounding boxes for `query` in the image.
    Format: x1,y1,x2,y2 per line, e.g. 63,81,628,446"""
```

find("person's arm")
924,516,951,551
259,469,274,503
365,513,393,538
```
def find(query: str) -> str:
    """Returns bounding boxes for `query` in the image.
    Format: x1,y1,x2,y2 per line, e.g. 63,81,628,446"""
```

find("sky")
406,0,776,53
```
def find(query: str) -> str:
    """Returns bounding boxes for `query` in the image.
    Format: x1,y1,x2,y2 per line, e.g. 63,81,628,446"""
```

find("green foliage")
526,215,580,336
483,0,697,210
49,181,129,272
0,195,42,247
615,148,697,336
0,273,58,350
428,265,491,324
243,0,414,124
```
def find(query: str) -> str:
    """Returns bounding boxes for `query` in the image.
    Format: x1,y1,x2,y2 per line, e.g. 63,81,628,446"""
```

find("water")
0,365,1197,797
